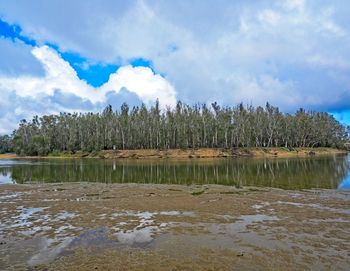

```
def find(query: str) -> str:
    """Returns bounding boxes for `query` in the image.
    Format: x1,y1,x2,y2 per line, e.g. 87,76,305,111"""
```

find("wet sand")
0,183,349,270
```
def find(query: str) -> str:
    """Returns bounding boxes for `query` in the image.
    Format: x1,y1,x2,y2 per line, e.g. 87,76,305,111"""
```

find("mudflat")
0,183,349,270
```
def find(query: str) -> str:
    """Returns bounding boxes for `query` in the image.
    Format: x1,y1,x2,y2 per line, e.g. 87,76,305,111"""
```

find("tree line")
0,135,12,153
2,101,349,156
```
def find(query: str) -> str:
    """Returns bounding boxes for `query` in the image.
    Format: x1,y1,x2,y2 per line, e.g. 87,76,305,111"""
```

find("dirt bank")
0,153,17,159
0,183,349,270
95,147,347,159
0,147,347,160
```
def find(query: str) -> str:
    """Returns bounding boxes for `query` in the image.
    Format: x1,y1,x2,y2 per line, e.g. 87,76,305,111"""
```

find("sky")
0,0,350,134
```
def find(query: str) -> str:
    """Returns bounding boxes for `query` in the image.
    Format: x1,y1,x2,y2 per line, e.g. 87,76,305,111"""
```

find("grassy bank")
0,147,347,160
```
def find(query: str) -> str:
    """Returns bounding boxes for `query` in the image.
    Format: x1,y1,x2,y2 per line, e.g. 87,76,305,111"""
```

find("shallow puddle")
0,183,349,270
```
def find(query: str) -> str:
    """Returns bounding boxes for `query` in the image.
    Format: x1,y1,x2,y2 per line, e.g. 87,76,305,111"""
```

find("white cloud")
306,55,350,70
0,38,44,76
0,45,177,108
283,0,305,11
258,9,281,25
0,0,350,130
101,66,176,107
0,113,18,134
0,45,177,133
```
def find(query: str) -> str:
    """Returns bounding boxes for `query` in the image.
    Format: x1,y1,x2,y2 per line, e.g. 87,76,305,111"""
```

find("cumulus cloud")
0,0,350,130
0,45,177,107
100,65,176,107
0,37,44,76
0,45,176,133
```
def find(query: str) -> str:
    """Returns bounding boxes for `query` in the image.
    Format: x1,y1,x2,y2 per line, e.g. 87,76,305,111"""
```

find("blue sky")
0,0,350,134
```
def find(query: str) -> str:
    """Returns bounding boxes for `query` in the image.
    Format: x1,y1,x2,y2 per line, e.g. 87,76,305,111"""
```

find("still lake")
1,155,349,190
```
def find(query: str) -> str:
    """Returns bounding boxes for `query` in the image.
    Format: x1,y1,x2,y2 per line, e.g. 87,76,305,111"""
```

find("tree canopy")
2,101,349,156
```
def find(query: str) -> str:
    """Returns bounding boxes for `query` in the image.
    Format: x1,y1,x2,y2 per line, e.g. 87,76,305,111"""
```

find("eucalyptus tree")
0,135,12,153
8,101,349,156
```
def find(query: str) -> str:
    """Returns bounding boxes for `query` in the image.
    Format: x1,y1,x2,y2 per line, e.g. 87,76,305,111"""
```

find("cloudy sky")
0,0,350,134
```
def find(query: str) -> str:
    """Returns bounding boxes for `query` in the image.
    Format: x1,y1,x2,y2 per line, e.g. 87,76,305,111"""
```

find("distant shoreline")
0,147,347,160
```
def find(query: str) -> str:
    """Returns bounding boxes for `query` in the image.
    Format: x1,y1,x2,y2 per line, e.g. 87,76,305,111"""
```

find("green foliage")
49,150,62,157
6,101,350,156
0,135,12,153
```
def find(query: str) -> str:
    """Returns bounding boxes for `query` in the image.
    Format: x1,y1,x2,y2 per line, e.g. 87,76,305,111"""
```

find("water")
0,155,349,190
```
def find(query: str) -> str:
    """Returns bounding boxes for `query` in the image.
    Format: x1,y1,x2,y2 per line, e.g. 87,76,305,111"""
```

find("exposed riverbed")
0,183,349,270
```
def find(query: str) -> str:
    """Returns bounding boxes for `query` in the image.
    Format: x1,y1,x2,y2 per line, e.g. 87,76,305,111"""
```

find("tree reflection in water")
0,155,349,190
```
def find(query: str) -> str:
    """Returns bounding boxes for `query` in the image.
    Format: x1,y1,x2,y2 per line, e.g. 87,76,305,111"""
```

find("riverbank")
0,183,349,270
0,147,347,160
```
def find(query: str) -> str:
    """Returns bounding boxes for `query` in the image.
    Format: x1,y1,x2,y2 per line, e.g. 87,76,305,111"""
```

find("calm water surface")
0,155,349,190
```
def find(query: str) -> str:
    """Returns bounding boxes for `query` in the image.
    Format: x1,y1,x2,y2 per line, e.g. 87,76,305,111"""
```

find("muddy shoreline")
0,147,347,160
0,183,349,270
